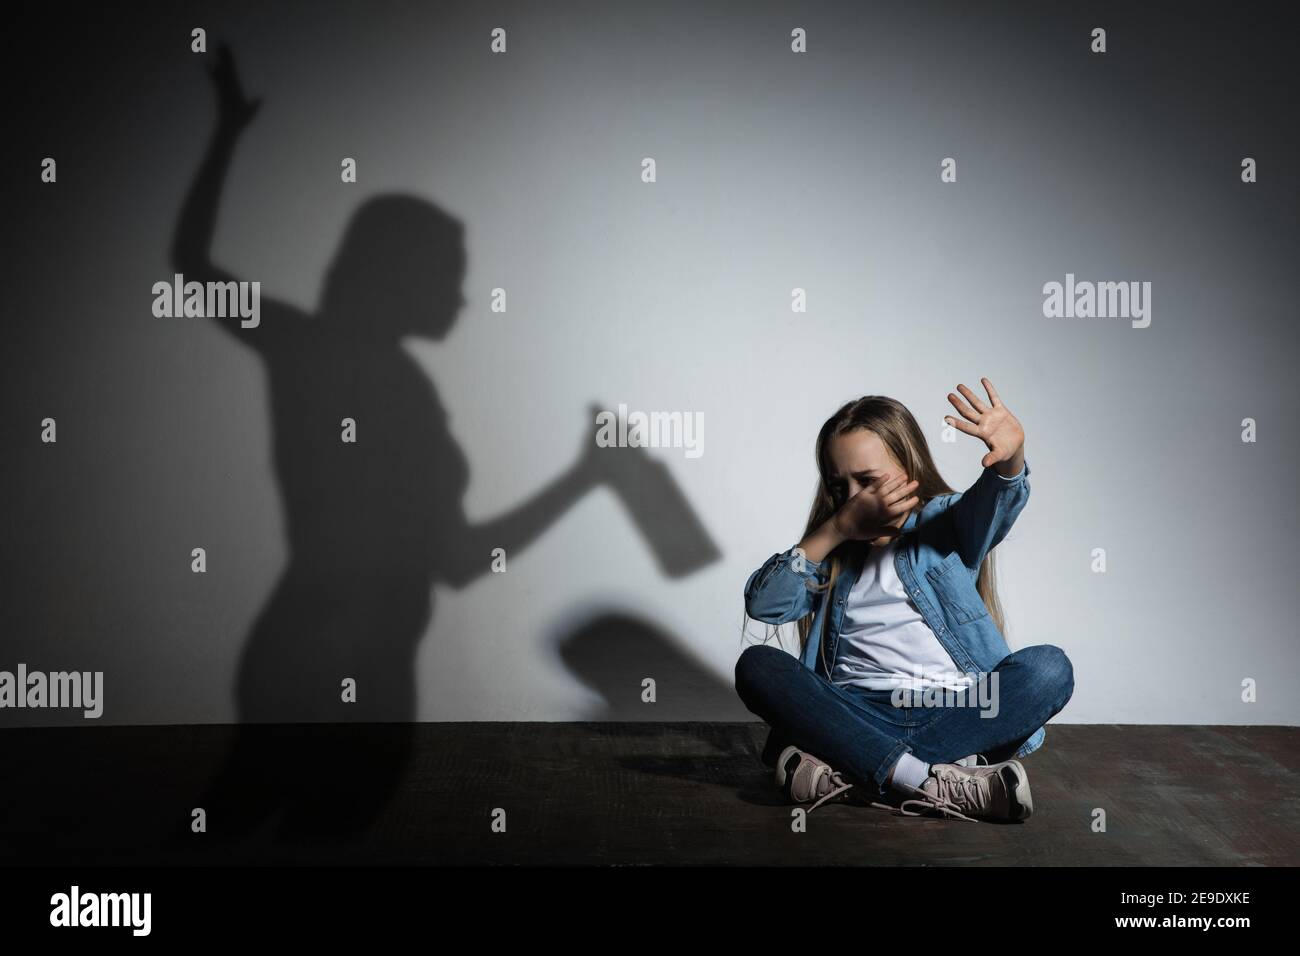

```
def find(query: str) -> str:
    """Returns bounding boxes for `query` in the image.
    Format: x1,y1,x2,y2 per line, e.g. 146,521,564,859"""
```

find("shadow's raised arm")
170,44,291,350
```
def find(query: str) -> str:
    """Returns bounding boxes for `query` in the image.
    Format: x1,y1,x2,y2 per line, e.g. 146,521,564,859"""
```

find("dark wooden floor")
1,723,1295,866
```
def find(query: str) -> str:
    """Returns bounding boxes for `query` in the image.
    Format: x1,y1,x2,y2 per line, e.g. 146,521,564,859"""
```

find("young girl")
735,379,1074,822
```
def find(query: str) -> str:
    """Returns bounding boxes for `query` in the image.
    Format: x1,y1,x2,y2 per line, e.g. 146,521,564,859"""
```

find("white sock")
889,752,931,793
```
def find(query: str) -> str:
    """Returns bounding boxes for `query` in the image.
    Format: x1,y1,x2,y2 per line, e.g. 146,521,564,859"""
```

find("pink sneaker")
774,745,855,812
898,760,1033,822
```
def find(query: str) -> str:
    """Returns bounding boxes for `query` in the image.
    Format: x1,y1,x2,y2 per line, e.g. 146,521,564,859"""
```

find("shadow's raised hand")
209,43,262,130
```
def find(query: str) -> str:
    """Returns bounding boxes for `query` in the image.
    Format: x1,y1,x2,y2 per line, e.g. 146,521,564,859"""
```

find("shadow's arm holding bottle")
436,429,605,590
437,407,721,588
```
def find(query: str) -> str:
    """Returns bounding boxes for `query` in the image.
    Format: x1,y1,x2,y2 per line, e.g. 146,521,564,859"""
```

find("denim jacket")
743,460,1044,759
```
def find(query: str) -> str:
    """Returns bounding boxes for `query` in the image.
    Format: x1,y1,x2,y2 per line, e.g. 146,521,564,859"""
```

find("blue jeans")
734,643,1074,798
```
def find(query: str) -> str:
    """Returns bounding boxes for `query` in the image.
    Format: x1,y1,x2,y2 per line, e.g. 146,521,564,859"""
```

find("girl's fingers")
874,473,904,496
947,392,980,422
884,479,919,505
981,377,1002,407
955,383,988,415
944,414,978,436
886,495,920,516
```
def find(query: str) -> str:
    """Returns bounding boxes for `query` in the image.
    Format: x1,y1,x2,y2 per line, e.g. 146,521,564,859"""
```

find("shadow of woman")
167,44,620,845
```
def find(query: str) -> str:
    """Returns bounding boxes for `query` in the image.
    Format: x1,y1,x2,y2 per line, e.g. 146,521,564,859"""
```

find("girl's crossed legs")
734,642,1074,799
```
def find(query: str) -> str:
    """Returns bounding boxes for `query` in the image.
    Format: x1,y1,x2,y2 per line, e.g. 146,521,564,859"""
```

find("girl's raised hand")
944,377,1025,469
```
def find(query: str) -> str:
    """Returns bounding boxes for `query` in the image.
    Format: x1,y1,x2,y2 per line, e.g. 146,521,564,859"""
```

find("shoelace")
897,766,987,822
807,769,855,813
804,767,938,816
804,762,991,820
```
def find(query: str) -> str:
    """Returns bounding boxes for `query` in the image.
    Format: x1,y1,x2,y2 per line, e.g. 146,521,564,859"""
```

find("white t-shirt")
830,540,975,692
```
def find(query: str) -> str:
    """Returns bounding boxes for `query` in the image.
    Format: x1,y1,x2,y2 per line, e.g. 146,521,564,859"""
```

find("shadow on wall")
552,609,754,722
167,44,722,846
